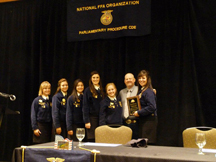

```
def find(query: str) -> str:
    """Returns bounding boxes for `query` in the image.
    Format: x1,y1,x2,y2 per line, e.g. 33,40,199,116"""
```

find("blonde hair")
55,78,68,94
105,83,117,96
38,81,51,96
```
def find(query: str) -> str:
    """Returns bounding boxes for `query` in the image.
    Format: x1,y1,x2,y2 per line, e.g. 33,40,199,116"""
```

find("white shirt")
61,91,67,97
94,85,100,90
42,95,49,100
108,96,117,101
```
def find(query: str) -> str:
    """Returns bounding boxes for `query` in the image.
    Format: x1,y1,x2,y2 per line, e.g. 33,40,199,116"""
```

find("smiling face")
76,82,84,94
42,86,51,97
138,75,147,87
91,74,100,86
60,81,68,93
39,81,51,96
124,73,136,89
106,84,116,98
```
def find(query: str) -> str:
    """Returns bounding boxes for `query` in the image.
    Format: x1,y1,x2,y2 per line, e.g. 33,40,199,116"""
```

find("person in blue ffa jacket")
66,79,86,141
52,78,68,138
83,71,104,142
99,83,122,126
31,81,52,144
133,70,157,144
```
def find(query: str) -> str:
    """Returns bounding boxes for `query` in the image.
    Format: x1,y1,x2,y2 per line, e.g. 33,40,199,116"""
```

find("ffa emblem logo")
39,100,45,108
73,101,80,107
61,98,66,105
100,10,113,25
119,101,122,107
46,157,65,162
109,102,115,108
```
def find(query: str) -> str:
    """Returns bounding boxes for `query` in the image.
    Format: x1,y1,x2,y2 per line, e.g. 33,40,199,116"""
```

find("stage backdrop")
67,0,151,41
0,0,216,161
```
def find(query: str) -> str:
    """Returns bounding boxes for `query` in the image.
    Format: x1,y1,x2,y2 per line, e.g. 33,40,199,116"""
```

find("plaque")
127,95,141,115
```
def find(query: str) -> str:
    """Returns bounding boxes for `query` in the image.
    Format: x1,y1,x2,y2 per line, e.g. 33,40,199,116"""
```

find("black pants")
33,122,52,144
139,116,158,144
123,119,139,139
86,116,99,142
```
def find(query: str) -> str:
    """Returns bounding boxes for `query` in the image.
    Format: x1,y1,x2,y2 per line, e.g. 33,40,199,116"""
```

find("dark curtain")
0,0,216,161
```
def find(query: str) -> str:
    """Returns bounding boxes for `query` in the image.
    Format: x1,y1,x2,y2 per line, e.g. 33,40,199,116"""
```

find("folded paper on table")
202,149,216,153
83,142,121,147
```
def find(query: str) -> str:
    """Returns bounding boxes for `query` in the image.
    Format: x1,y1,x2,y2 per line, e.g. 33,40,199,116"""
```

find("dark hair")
137,70,153,91
55,78,68,94
89,71,104,98
70,79,84,101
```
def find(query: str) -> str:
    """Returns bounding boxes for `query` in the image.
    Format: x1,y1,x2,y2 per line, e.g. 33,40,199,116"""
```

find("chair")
182,126,216,148
95,125,132,144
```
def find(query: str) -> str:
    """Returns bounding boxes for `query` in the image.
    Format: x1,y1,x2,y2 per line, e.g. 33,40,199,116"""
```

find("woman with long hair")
83,71,104,142
134,70,157,144
52,78,68,138
31,81,52,143
66,79,86,141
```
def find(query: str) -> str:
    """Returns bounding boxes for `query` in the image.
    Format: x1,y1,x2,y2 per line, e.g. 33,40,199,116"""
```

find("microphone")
0,92,16,101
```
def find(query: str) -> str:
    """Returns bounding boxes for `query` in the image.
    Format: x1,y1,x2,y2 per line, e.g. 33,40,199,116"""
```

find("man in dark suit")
119,73,139,139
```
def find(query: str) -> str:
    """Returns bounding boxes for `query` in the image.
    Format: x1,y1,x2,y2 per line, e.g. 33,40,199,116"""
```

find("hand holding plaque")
127,95,141,116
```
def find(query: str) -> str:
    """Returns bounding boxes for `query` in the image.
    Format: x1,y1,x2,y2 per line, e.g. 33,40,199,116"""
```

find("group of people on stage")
31,70,158,144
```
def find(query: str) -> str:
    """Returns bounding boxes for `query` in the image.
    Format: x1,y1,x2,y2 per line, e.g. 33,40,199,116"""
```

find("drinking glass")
195,133,206,155
76,128,85,146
